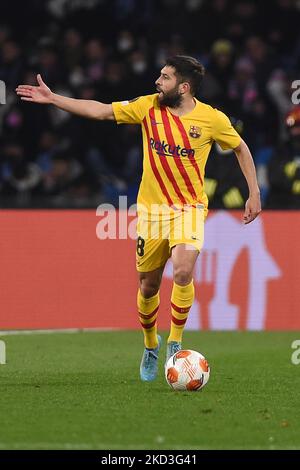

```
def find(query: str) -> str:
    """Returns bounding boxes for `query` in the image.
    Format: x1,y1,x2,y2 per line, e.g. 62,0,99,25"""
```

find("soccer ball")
165,350,210,391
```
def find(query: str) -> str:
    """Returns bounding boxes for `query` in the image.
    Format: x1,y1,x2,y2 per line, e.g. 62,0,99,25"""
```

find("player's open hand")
243,193,261,224
16,74,53,104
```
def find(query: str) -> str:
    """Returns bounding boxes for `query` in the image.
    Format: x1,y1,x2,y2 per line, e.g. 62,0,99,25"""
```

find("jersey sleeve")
112,95,152,124
212,109,242,150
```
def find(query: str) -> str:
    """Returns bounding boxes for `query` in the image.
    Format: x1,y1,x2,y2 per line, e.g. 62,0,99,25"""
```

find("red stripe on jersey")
170,114,204,186
149,108,187,206
161,108,198,201
143,117,173,206
171,302,191,314
171,315,187,326
138,306,159,321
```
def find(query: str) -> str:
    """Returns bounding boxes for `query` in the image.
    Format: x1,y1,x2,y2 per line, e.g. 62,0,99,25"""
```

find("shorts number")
136,236,145,256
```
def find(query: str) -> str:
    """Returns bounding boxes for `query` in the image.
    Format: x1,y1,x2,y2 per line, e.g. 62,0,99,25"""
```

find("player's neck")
167,96,196,117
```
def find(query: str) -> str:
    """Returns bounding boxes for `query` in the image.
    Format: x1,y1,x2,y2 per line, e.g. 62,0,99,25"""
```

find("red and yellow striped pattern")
112,93,241,217
138,305,159,330
137,289,160,349
142,104,204,212
168,280,195,343
171,301,191,327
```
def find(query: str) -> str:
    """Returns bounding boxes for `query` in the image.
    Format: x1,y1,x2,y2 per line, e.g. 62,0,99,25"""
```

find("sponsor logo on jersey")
150,138,195,158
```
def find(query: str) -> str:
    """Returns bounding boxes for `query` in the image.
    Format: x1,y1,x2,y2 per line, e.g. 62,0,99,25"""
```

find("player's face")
155,66,183,108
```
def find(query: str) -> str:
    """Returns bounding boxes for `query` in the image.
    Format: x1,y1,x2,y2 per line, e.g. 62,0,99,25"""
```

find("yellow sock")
137,289,159,349
168,280,194,343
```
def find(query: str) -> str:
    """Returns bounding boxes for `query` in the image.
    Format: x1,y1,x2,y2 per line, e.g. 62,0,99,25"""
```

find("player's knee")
173,267,192,286
139,280,159,299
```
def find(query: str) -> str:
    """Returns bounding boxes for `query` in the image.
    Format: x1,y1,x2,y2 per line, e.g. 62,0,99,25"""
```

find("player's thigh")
136,217,170,273
169,206,205,255
136,236,169,272
169,206,204,277
171,243,199,277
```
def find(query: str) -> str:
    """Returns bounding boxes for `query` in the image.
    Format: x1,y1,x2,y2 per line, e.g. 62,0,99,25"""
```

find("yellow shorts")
136,205,205,272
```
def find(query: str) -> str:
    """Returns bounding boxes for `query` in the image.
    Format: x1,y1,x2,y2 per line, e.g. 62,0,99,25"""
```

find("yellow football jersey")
112,94,241,218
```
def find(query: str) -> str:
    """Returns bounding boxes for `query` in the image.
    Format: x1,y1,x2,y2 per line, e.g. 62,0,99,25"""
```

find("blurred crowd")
0,0,300,208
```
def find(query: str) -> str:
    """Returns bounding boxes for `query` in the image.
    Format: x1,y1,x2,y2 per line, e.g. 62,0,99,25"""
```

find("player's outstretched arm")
16,74,115,121
234,139,261,224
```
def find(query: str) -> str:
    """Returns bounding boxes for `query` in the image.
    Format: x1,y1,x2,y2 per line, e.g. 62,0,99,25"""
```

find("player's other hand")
15,74,53,104
243,193,261,224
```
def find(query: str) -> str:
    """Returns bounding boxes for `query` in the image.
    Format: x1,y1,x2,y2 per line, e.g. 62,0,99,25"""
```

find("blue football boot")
165,341,182,366
140,335,161,382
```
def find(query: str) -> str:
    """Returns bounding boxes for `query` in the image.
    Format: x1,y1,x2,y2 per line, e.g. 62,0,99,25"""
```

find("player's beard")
157,86,183,108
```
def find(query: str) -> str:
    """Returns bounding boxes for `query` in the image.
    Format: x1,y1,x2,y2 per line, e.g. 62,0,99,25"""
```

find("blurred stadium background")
0,0,300,331
1,0,300,209
1,0,300,452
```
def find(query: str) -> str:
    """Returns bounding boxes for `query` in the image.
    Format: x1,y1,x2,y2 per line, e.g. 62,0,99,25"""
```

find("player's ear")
179,82,189,94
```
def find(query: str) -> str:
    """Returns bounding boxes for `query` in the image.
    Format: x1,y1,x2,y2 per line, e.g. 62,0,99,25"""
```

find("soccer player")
16,55,261,381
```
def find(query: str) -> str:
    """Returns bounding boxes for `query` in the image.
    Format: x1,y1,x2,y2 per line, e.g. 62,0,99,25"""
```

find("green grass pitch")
0,331,299,450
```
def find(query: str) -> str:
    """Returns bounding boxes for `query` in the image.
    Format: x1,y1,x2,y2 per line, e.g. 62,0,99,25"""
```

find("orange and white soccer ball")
165,350,210,391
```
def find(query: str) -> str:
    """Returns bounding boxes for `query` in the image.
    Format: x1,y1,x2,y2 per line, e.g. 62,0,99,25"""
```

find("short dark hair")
165,55,205,96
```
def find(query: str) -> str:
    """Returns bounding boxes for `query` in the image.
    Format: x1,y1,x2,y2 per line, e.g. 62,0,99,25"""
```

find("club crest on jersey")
189,125,201,138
